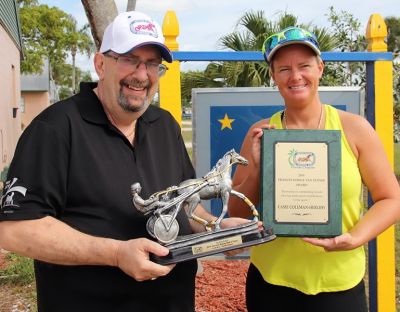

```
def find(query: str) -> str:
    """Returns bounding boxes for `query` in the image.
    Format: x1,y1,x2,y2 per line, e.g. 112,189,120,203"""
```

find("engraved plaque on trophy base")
151,221,275,265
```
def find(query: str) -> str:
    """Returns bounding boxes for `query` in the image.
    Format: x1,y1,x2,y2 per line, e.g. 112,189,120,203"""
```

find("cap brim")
131,42,173,63
267,40,320,62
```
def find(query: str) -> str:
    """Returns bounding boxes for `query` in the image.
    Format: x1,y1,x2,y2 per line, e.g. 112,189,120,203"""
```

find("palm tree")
65,16,94,93
218,11,338,87
185,10,337,91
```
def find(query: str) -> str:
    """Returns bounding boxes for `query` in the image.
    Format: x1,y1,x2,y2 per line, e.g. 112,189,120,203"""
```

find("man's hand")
114,238,175,281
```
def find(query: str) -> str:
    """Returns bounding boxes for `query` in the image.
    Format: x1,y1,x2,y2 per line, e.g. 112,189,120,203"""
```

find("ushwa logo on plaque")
261,130,342,237
288,149,316,168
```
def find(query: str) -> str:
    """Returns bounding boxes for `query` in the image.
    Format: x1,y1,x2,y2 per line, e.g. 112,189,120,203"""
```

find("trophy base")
151,221,276,265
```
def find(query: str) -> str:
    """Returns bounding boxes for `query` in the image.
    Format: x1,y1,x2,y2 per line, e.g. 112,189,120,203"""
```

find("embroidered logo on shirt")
0,178,27,212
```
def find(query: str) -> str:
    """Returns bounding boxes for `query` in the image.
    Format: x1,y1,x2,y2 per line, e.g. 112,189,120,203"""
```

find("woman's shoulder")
336,109,371,130
335,107,377,154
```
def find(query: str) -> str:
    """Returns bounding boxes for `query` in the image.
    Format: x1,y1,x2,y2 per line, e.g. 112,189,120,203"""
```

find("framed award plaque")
261,129,342,237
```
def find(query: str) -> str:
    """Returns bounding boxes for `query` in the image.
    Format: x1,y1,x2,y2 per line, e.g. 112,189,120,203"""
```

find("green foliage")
395,143,400,176
216,10,288,86
58,86,73,101
327,6,365,52
0,253,35,285
182,10,337,93
52,63,92,90
18,3,74,74
64,20,93,58
385,16,400,54
0,166,9,182
394,63,400,143
322,7,367,87
63,18,94,93
180,69,224,103
385,17,400,132
17,1,94,96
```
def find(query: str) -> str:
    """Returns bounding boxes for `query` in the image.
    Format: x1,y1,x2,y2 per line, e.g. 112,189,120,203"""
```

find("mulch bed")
195,259,249,312
0,251,250,312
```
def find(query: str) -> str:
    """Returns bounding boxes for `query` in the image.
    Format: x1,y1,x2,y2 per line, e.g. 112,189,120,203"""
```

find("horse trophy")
131,149,275,264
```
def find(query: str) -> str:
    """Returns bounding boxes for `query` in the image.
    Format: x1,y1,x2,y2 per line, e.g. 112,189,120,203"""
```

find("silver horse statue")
131,149,258,244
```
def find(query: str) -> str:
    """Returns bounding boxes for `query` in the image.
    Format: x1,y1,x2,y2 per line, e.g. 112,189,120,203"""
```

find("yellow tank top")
251,104,365,294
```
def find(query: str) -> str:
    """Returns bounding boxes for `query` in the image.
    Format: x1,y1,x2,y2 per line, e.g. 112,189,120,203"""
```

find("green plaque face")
261,129,342,237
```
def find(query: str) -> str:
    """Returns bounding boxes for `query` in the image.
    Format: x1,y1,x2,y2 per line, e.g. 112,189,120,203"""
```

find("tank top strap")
324,104,357,162
269,110,284,129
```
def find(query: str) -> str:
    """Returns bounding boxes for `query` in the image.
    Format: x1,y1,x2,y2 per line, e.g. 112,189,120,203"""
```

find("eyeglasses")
104,53,169,77
262,27,319,61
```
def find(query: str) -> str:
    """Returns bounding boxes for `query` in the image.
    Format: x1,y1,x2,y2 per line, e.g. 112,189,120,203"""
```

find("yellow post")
159,10,182,125
366,13,395,312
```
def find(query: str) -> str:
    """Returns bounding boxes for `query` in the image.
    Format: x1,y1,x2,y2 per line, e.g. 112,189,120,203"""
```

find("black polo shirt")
0,82,197,312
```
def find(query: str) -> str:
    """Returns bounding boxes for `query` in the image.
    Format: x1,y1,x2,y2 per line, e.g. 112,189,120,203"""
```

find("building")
20,59,59,130
0,0,23,183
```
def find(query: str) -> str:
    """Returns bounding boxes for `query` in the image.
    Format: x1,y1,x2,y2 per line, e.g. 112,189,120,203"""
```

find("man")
0,11,245,311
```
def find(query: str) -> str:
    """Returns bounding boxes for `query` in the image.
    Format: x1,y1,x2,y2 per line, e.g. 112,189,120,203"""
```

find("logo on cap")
130,19,158,38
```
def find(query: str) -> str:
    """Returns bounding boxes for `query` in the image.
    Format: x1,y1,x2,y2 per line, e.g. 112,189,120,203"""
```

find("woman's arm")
304,113,400,251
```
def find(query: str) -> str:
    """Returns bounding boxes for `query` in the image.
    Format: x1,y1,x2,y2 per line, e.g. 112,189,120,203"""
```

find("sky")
39,0,399,79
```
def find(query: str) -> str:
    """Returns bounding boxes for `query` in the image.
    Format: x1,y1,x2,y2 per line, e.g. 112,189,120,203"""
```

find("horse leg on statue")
185,197,212,230
213,190,230,230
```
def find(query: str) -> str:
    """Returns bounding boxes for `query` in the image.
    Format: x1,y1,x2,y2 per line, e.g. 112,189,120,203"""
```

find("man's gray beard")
118,91,147,113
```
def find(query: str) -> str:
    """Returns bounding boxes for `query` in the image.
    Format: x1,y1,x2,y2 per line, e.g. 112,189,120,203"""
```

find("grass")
395,143,400,177
0,253,35,286
0,253,37,311
182,130,192,143
182,122,193,159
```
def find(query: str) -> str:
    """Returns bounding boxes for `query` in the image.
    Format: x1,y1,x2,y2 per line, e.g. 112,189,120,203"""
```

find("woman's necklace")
282,105,324,130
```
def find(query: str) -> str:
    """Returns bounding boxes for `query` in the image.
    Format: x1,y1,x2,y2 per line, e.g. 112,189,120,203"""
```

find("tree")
385,17,400,139
126,0,137,11
64,16,94,93
185,10,336,90
18,1,76,75
18,1,96,97
57,67,92,101
181,67,224,105
385,16,400,55
216,10,282,87
325,7,367,86
52,63,92,95
81,0,117,50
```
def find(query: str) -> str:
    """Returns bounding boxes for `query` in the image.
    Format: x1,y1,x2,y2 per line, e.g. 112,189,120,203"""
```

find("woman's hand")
302,232,356,252
250,123,275,167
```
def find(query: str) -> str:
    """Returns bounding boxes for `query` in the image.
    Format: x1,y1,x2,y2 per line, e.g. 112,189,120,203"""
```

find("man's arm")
0,216,174,281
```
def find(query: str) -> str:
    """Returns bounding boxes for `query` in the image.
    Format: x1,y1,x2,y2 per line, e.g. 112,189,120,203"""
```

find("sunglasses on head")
262,27,319,61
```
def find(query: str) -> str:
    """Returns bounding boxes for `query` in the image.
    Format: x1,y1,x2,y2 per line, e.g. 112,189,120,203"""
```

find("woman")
228,27,400,311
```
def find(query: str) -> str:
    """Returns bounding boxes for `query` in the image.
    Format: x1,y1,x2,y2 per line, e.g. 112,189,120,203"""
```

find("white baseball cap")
100,11,173,63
